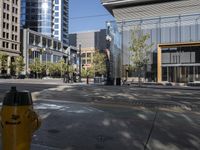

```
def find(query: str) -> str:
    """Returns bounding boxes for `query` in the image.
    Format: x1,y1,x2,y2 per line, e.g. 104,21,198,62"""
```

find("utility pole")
79,44,81,82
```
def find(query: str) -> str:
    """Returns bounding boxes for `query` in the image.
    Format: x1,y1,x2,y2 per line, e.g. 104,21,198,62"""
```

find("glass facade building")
21,0,69,45
21,0,54,37
119,13,200,82
102,0,200,83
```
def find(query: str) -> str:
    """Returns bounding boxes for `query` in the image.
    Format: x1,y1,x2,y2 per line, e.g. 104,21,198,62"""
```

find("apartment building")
0,0,21,75
69,29,106,69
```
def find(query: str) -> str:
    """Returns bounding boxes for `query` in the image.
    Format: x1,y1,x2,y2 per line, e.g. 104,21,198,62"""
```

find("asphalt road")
0,80,60,92
0,80,60,101
1,79,200,110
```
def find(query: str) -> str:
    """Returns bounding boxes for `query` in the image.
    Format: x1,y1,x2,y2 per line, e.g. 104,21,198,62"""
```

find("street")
0,79,200,150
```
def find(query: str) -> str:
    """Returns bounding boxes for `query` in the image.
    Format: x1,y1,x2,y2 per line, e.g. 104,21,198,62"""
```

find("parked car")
17,74,26,79
0,74,11,79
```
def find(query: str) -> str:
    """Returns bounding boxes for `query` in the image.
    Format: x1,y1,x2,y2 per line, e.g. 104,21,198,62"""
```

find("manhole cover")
47,129,60,134
96,135,114,143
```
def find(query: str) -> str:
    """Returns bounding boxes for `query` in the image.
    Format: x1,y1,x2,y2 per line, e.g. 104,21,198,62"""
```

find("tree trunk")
138,68,142,87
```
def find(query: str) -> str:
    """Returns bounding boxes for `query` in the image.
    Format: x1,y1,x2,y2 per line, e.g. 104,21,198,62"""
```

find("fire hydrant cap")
3,86,33,106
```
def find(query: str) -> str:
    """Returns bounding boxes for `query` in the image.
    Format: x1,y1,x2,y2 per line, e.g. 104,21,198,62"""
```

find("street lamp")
30,47,37,78
79,44,82,82
41,48,48,75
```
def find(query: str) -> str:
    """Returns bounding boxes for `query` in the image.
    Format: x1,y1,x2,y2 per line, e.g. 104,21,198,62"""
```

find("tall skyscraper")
54,0,69,45
0,0,21,75
21,0,69,45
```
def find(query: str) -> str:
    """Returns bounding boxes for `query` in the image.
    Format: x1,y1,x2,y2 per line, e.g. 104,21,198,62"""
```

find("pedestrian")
86,71,89,84
73,72,76,82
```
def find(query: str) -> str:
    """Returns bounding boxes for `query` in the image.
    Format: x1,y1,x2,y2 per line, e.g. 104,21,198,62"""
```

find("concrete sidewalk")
1,100,199,150
32,84,200,112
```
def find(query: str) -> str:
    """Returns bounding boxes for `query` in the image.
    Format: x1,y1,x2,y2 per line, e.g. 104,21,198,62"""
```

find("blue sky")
69,0,114,33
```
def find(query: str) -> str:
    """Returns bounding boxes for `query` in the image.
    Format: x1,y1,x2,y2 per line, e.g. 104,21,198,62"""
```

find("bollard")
0,87,41,150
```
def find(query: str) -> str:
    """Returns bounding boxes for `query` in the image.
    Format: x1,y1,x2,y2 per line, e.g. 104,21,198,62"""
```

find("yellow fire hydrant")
0,87,41,150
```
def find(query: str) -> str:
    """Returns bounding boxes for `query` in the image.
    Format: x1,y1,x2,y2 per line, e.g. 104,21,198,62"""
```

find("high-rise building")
0,0,21,75
21,0,69,45
54,0,69,45
21,0,54,37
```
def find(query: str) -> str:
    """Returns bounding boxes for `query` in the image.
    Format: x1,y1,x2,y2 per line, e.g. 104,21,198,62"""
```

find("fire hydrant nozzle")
0,87,41,150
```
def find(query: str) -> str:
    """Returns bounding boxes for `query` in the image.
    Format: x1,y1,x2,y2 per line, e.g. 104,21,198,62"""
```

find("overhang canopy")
102,0,200,22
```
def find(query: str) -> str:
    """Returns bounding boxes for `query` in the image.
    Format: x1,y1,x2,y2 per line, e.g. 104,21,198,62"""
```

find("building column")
180,67,182,82
167,67,169,82
157,46,162,82
7,56,11,75
193,66,195,81
51,53,53,63
40,53,42,62
174,67,177,83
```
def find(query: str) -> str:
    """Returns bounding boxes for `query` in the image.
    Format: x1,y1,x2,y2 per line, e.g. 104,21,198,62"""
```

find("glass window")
12,43,15,49
55,12,59,17
55,24,59,29
6,42,9,48
2,42,5,48
3,22,5,28
170,25,178,43
55,31,59,35
196,50,200,63
161,27,170,43
181,25,191,42
3,32,6,38
35,35,41,45
55,6,59,10
82,60,86,64
55,18,59,23
190,25,197,42
42,37,47,47
55,0,59,4
29,33,34,45
53,41,57,49
3,3,6,9
81,53,86,57
87,53,91,57
87,59,91,64
58,43,61,50
48,39,52,47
